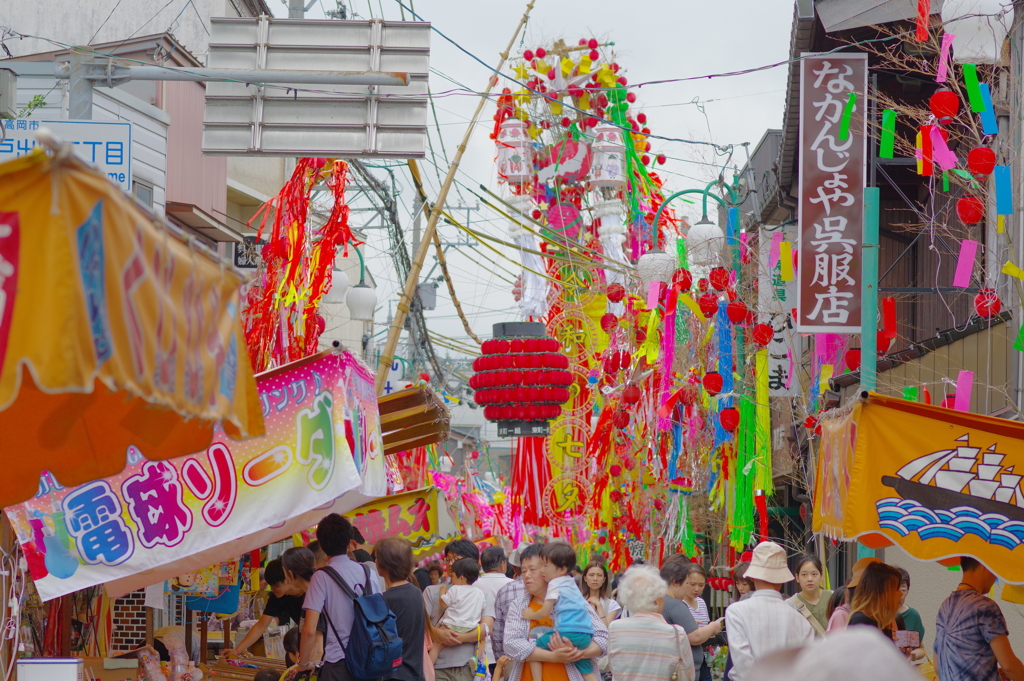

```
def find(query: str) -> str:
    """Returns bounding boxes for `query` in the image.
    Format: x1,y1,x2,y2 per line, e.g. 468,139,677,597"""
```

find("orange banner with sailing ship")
814,393,1024,582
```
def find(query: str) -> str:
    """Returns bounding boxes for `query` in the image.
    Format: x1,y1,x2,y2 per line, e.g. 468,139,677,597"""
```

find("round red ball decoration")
560,117,571,127
419,372,430,381
607,282,626,303
315,314,326,335
611,410,630,429
929,88,960,125
600,313,619,334
657,154,667,165
523,50,534,61
974,288,1001,317
719,406,740,432
622,384,642,404
845,348,861,372
672,268,693,290
609,490,623,503
698,293,719,318
703,371,724,396
967,146,996,180
750,323,773,347
610,464,622,476
708,267,730,291
804,415,817,430
957,196,985,225
726,300,748,324
536,47,546,58
588,38,598,49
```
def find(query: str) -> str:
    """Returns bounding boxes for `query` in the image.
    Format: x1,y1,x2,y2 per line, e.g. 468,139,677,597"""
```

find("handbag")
792,598,827,637
672,626,689,681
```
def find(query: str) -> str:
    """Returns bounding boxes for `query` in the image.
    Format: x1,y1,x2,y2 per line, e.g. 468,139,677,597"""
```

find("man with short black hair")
299,514,381,681
659,559,716,674
477,547,512,672
935,556,1024,681
224,559,303,657
424,538,495,681
307,540,329,569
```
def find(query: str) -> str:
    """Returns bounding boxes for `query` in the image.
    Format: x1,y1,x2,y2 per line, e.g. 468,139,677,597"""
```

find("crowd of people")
225,514,1024,681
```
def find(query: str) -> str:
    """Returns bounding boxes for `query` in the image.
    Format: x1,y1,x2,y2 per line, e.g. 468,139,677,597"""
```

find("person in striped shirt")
609,565,695,681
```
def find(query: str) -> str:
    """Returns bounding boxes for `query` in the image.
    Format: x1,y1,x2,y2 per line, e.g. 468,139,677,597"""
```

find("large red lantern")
726,300,748,324
698,293,719,318
600,313,619,334
708,267,730,291
703,371,724,395
622,384,642,404
957,196,985,225
751,323,773,346
672,268,693,290
974,288,1001,317
611,410,630,429
845,348,861,372
606,282,625,303
929,88,960,125
720,406,740,432
967,147,996,180
472,321,572,436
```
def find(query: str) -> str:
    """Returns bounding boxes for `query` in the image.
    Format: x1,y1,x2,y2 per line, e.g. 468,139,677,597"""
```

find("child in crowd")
429,558,485,663
283,626,300,666
523,542,598,681
896,567,925,643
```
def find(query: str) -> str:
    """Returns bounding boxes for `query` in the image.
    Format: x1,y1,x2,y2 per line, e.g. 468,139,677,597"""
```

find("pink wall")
161,80,227,220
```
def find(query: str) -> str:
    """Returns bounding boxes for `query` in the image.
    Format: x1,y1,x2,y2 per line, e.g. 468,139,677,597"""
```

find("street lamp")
686,215,726,267
345,245,377,322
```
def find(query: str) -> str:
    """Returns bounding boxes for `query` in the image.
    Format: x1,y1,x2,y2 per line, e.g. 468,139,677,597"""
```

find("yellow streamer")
679,293,703,317
779,241,794,281
1003,261,1024,280
819,364,834,392
998,215,1006,234
755,349,773,492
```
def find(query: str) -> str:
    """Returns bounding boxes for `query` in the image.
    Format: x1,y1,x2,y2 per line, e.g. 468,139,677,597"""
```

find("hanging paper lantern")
957,196,985,225
600,313,619,334
942,394,957,409
611,410,630,429
609,490,623,503
719,406,740,432
726,300,748,324
708,267,730,291
698,293,719,318
845,348,861,372
877,330,893,354
804,415,817,430
607,282,625,303
697,278,709,293
473,321,571,436
751,323,774,346
967,146,996,180
622,384,642,404
496,118,533,184
929,88,961,125
974,288,1002,317
610,464,623,476
703,371,724,395
672,268,693,290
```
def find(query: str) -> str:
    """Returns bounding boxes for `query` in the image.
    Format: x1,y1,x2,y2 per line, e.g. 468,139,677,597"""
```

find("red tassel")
755,493,769,540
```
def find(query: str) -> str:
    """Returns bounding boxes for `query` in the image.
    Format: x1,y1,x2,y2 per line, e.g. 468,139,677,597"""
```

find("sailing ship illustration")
881,434,1024,523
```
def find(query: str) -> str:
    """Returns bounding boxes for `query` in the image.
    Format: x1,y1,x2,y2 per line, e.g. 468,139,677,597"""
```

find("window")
132,180,153,208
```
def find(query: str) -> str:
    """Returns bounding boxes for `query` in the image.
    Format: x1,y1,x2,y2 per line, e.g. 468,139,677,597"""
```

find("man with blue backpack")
299,513,404,681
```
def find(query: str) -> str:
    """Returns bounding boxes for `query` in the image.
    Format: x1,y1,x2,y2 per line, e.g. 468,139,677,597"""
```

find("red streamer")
916,0,931,42
755,493,769,540
882,297,898,339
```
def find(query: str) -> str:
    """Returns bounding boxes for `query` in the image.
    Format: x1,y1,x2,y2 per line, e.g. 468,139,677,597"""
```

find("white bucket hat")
742,541,795,584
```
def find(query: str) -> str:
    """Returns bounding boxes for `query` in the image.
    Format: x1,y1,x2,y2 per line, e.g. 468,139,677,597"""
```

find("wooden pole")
374,0,537,394
199,613,208,664
184,606,193,662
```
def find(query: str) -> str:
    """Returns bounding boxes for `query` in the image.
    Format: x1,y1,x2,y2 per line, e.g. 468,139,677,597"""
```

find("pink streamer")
769,232,784,268
658,308,677,430
646,280,661,310
954,370,974,412
786,349,794,389
740,232,750,264
936,33,956,83
929,126,957,171
952,239,978,287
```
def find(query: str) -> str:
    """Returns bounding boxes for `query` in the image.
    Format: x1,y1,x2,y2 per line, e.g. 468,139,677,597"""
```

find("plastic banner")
345,487,458,558
5,350,386,602
814,392,1024,582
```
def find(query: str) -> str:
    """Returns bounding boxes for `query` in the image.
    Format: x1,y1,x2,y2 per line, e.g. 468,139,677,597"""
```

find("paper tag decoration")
879,109,897,159
954,370,974,412
952,239,978,288
936,33,955,83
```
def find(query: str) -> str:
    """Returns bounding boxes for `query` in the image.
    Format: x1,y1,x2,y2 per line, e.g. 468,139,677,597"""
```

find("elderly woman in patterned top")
609,566,695,681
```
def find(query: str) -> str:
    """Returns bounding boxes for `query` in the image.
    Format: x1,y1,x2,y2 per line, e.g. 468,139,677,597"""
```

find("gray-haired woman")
609,565,695,681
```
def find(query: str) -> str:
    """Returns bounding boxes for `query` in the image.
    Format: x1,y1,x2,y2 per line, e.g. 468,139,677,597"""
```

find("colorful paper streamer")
882,297,898,339
980,84,999,135
995,165,1013,215
838,92,857,142
954,370,974,412
1002,260,1024,280
779,241,794,281
879,109,897,159
819,364,834,392
769,232,784,269
916,0,931,42
952,239,978,287
963,64,984,112
929,125,957,171
936,33,955,83
903,386,919,402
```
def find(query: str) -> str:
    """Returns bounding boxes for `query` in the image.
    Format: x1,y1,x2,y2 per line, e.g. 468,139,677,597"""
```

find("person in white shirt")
430,558,486,664
724,541,815,681
476,546,513,672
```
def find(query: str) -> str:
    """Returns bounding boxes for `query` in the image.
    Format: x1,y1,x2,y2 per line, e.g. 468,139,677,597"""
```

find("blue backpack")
320,564,404,680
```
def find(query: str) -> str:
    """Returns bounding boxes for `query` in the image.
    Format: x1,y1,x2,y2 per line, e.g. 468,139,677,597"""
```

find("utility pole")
1011,0,1024,414
289,0,319,18
374,0,537,394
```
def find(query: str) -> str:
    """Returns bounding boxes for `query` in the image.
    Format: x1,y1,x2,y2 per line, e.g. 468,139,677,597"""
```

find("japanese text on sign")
758,224,800,397
797,54,866,332
0,120,132,191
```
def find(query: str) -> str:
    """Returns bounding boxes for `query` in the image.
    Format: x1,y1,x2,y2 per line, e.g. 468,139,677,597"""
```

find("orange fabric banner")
814,393,1024,582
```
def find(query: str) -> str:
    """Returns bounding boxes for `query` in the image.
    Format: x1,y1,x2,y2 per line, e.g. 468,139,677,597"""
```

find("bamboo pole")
374,0,537,394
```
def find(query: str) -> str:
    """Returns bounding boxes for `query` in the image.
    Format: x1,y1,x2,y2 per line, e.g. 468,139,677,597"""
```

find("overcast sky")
275,0,796,358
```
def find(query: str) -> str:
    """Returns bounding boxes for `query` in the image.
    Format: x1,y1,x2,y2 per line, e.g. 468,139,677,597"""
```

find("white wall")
888,549,1024,656
10,63,169,213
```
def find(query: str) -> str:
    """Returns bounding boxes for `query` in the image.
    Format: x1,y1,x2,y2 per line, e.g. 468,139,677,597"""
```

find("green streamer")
903,386,919,402
1014,321,1024,352
838,92,857,142
879,109,897,158
943,171,950,192
963,64,985,113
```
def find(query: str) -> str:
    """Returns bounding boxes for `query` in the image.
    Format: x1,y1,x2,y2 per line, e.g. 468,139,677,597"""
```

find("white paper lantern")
346,283,377,322
322,268,351,304
942,0,1012,64
590,123,626,189
497,119,533,184
637,249,676,290
687,217,726,267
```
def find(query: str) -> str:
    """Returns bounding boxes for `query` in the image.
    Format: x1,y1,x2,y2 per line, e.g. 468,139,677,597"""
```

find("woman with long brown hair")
579,561,621,626
848,562,903,638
